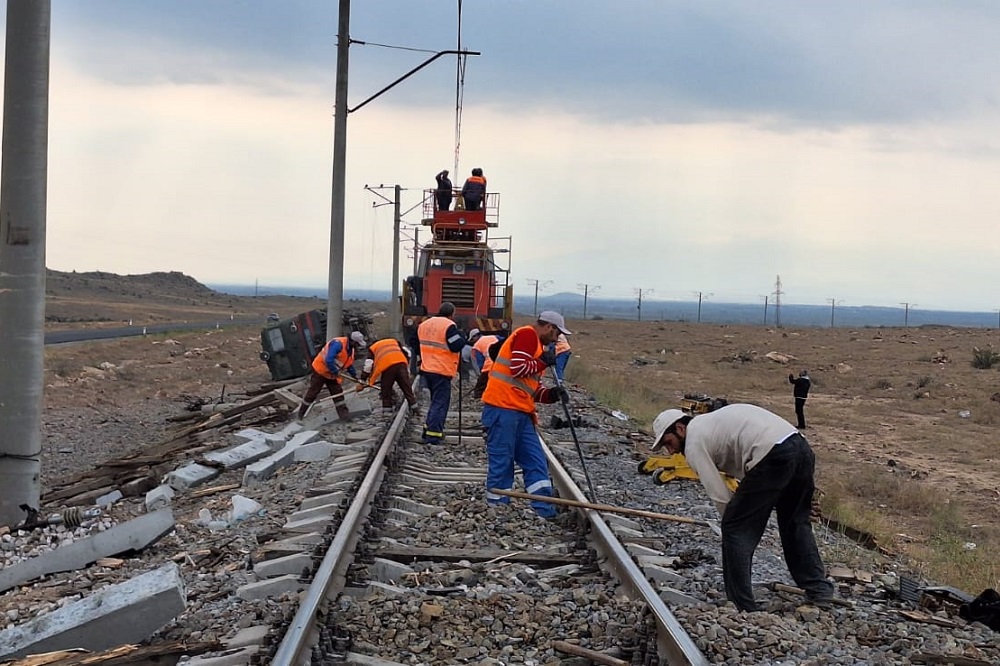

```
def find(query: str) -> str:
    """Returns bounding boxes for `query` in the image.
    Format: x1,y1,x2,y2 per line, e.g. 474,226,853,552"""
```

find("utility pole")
527,278,552,316
760,295,768,325
635,288,653,321
827,298,839,328
323,0,479,341
412,228,420,274
773,275,784,328
694,291,712,323
0,0,50,527
578,283,600,319
900,302,916,328
325,0,350,340
364,184,404,338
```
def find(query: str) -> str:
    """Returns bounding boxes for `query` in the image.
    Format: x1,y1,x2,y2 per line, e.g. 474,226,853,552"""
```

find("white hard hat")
651,409,687,451
349,331,366,348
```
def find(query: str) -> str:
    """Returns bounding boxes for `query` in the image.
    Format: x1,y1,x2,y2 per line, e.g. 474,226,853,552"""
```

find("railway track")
3,379,999,665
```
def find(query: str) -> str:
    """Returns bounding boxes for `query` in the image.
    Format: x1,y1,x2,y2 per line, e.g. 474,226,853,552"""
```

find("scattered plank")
551,640,629,666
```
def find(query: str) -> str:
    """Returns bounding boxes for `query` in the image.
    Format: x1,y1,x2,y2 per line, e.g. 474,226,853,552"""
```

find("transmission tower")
773,276,784,328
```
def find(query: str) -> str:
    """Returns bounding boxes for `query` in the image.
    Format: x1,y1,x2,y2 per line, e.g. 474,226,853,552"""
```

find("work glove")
554,385,570,405
539,349,557,367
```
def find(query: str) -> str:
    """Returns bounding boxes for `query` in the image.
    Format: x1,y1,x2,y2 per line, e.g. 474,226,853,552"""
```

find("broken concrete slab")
242,430,320,486
204,438,273,470
283,514,334,533
293,440,336,462
658,586,700,606
299,492,345,511
370,557,416,584
223,625,270,649
344,427,382,443
643,564,687,586
145,484,175,512
0,562,186,660
165,462,221,491
179,646,258,666
388,497,441,517
0,509,176,594
286,503,340,525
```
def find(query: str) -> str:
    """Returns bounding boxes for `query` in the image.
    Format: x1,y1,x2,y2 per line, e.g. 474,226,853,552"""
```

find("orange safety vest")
482,326,542,414
367,338,407,385
312,337,355,379
473,335,499,374
418,317,459,377
554,334,571,355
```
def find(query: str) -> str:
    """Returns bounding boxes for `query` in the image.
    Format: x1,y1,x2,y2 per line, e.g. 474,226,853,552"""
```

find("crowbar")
490,488,722,536
550,367,597,502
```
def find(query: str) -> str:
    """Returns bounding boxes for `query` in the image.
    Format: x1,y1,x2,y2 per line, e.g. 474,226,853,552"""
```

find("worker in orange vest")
482,311,571,519
460,167,487,211
361,337,418,418
417,302,467,444
552,333,572,381
298,330,366,421
468,328,500,399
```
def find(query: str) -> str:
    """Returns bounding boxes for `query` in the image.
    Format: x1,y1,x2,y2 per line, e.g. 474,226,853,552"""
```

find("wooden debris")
188,483,242,499
911,652,991,665
897,609,959,628
828,566,874,584
551,640,629,666
2,641,221,666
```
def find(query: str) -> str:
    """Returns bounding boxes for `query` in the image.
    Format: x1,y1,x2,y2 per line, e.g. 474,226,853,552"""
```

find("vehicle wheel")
652,470,670,485
259,351,270,361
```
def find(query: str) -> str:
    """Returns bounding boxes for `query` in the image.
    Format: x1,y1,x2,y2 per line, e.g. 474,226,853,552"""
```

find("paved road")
44,317,265,345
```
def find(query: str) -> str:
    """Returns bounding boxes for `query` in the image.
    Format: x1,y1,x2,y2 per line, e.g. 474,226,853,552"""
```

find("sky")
3,1,1000,312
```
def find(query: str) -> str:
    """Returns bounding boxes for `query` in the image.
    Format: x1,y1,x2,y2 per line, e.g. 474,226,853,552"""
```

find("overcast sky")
3,1,1000,311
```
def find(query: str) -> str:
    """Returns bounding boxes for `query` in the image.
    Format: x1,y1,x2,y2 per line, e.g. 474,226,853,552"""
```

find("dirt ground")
31,271,1000,591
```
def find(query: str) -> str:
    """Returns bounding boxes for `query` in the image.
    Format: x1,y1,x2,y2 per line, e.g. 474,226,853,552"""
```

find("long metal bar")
348,49,480,114
542,439,709,666
271,404,411,664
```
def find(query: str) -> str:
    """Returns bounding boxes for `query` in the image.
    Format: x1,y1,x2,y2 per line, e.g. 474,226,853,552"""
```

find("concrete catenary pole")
0,0,50,527
325,0,350,340
390,184,401,338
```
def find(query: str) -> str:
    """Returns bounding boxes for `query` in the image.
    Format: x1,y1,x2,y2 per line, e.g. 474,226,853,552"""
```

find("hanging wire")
453,0,466,176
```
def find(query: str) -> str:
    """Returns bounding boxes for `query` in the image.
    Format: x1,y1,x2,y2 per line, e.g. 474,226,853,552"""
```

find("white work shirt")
682,403,798,515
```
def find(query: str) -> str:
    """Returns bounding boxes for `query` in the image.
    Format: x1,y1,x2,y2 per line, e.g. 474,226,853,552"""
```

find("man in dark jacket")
435,170,453,212
788,370,811,429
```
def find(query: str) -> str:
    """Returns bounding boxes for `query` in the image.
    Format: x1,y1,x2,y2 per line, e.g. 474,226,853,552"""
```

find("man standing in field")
789,369,811,429
651,403,834,612
482,311,570,519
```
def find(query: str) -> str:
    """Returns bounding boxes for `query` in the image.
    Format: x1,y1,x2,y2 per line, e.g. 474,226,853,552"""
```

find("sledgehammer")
490,488,722,535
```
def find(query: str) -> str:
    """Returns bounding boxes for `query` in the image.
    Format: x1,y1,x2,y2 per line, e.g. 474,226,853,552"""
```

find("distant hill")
46,269,220,302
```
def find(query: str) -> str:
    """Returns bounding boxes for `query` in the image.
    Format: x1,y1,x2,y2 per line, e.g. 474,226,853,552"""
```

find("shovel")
490,488,722,536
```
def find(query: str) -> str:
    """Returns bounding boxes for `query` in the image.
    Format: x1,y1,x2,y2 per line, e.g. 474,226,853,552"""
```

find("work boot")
297,403,310,420
336,405,351,421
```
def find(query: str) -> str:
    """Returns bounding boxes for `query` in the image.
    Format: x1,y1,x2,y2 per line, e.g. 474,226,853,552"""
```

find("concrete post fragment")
0,562,186,659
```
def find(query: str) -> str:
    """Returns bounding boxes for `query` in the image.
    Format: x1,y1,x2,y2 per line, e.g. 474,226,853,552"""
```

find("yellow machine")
639,393,739,492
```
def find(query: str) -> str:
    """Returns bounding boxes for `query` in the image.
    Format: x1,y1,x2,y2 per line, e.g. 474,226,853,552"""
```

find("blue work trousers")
720,433,833,611
554,351,571,381
421,372,452,443
481,405,557,518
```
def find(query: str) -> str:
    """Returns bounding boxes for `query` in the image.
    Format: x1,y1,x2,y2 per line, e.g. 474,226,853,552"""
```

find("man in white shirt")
651,403,834,612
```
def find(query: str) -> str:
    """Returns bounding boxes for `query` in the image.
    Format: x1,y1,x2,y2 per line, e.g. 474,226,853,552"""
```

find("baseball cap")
538,311,571,335
651,409,686,451
349,331,366,348
468,328,481,340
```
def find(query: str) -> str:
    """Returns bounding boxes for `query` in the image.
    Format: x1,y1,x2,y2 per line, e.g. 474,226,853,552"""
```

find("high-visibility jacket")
473,334,499,374
482,326,542,414
312,337,355,379
418,317,459,377
367,338,408,385
554,334,571,355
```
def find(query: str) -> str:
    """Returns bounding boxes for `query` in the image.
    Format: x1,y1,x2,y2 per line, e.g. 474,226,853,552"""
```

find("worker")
361,337,418,418
552,333,572,381
788,369,811,429
461,167,487,211
651,403,834,612
298,331,366,421
469,328,500,399
435,169,453,212
417,302,467,445
482,311,571,519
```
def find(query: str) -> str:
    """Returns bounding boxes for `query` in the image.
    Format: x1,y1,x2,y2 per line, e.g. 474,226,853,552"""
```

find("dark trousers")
720,434,832,611
380,362,416,409
421,372,452,443
794,398,807,428
300,373,348,418
436,192,452,211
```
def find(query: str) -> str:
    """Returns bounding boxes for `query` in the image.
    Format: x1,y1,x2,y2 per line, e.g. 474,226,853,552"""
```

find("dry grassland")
556,317,1000,593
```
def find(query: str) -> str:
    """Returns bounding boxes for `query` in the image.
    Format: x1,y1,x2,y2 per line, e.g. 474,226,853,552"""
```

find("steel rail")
542,438,709,666
271,404,410,665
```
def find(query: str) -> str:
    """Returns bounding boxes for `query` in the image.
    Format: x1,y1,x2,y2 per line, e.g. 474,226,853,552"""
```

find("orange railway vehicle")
401,186,513,352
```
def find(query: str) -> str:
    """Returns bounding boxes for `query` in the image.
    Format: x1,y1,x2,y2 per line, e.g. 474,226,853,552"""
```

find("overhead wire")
453,0,466,176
